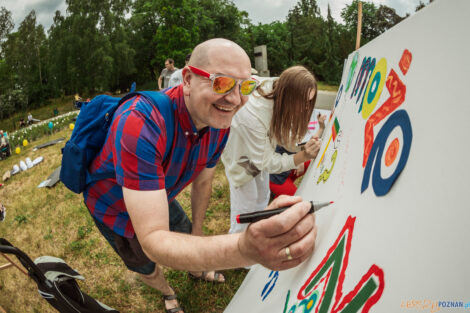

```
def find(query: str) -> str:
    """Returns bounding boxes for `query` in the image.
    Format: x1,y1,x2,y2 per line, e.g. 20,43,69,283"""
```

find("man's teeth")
214,104,234,112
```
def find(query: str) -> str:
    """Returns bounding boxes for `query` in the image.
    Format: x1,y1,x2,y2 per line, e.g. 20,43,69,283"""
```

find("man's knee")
139,265,160,280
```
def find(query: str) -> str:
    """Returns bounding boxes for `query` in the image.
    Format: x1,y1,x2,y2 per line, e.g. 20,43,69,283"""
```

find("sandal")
162,293,184,313
188,271,225,283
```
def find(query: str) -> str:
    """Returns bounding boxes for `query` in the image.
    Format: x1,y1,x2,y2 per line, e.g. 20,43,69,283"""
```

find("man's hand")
238,195,317,271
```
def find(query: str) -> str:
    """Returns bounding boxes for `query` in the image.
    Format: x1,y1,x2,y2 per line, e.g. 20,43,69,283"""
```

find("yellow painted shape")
317,150,338,184
362,58,387,119
316,134,332,168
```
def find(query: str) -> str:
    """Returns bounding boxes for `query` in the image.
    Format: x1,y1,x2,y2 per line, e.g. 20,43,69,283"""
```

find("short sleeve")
112,97,168,191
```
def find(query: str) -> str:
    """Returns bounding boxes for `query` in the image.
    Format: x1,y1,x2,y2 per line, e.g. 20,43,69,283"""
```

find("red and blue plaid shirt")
83,85,230,238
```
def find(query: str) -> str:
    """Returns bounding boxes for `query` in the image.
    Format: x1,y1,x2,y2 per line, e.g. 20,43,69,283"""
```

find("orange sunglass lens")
213,76,236,94
240,80,257,95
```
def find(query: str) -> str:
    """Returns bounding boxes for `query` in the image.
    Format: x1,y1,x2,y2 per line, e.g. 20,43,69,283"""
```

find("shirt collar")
165,85,209,143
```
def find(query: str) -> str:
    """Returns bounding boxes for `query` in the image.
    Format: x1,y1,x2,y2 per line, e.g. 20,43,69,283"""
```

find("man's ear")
182,67,191,96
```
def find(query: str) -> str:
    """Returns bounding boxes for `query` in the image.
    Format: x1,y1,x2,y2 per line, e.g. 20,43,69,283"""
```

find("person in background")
222,66,322,234
158,58,177,90
19,118,26,128
84,39,317,313
27,113,40,124
269,113,326,199
0,130,10,158
168,53,192,88
0,202,5,221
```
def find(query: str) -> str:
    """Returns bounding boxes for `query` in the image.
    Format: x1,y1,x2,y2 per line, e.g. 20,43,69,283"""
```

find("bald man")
84,38,317,313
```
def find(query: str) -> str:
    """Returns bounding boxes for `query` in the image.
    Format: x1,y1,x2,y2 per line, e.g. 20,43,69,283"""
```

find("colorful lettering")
399,49,412,75
345,52,359,92
281,216,385,313
362,69,406,168
361,110,412,196
261,270,279,301
332,118,340,141
352,57,376,111
361,58,387,120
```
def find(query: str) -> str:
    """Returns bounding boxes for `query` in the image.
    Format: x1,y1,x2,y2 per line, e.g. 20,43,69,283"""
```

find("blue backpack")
60,91,174,194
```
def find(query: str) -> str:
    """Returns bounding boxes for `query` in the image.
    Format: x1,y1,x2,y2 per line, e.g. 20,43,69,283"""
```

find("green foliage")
0,89,27,119
341,0,404,45
287,0,326,75
8,112,77,147
152,0,200,70
248,22,291,76
0,6,14,53
0,0,409,120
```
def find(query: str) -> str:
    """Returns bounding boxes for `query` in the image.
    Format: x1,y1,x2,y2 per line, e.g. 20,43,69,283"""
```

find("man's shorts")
92,199,192,275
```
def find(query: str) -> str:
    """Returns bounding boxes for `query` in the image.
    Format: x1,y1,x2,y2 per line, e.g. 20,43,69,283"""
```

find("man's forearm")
141,230,252,271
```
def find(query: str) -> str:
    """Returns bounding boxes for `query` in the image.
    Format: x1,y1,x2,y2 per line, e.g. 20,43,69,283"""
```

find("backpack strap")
137,91,175,161
87,91,175,185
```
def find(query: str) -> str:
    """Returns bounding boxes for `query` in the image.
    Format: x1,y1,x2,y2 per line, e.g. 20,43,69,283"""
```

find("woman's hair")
258,65,317,147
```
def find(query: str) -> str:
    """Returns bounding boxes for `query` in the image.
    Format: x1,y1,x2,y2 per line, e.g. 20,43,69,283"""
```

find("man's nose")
224,84,242,106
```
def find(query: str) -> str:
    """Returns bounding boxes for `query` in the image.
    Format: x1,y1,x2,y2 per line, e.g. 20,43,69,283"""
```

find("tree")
196,0,251,52
415,0,434,12
152,0,200,74
0,7,14,54
48,0,135,94
341,0,404,45
287,0,325,78
2,11,49,106
375,5,404,34
317,4,342,84
248,22,290,76
341,0,380,44
129,0,161,84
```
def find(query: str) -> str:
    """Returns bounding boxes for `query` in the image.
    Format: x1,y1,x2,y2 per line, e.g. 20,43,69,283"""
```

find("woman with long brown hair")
222,65,322,234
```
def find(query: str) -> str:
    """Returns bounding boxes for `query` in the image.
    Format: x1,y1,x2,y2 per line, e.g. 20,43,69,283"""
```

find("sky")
4,0,428,31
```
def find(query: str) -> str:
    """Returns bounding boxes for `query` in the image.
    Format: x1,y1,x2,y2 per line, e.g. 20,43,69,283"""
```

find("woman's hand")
303,136,321,159
294,162,305,176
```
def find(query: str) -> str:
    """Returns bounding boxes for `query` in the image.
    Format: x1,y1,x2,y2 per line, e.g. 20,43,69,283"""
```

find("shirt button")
185,131,189,136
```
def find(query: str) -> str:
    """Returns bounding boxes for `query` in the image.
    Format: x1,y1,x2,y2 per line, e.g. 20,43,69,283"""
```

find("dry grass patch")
0,128,246,312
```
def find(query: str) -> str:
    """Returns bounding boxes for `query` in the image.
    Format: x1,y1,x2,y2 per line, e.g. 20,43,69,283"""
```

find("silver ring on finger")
285,246,293,261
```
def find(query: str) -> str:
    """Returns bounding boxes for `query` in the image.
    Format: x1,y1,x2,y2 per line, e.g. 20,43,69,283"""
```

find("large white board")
225,0,470,312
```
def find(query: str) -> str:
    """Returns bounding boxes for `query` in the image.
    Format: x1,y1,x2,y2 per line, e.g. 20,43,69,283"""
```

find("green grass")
1,95,78,133
0,127,246,313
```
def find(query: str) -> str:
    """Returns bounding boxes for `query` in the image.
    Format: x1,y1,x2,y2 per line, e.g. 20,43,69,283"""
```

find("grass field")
0,127,247,313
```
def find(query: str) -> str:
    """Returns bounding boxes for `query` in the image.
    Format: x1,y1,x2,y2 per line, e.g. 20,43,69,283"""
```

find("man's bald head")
189,38,250,71
182,38,252,130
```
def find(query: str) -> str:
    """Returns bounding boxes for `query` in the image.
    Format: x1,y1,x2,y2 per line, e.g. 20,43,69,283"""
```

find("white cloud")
233,0,426,24
4,0,66,30
4,0,426,31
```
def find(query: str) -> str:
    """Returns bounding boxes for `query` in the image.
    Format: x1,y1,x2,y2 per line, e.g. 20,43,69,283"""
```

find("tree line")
0,0,431,118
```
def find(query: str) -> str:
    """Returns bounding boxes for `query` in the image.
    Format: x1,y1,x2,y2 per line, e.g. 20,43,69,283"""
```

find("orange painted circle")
385,138,400,167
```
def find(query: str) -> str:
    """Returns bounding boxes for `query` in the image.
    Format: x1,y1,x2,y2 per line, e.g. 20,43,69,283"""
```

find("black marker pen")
236,201,333,224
